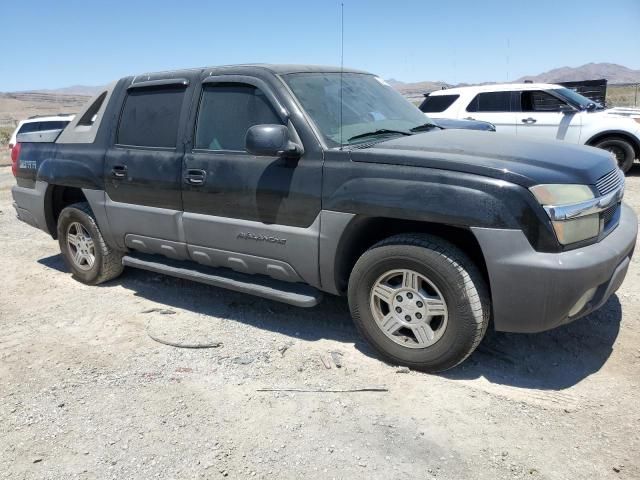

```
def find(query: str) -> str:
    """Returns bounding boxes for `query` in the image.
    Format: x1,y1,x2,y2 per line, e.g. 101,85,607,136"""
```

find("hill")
0,92,90,128
516,62,640,85
388,79,452,103
25,85,105,97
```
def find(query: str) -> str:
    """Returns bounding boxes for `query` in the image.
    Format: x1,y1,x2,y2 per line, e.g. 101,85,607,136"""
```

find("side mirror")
585,102,597,111
245,124,302,158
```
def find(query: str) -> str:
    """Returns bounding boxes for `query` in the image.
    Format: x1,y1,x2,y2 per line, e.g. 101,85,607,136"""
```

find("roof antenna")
339,1,344,150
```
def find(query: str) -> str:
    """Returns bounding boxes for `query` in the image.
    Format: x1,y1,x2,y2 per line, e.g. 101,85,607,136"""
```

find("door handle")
464,116,476,121
521,117,537,124
184,169,207,186
111,165,127,178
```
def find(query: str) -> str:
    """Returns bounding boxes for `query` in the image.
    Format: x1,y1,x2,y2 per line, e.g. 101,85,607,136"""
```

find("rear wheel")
348,234,490,372
57,202,124,285
593,137,635,173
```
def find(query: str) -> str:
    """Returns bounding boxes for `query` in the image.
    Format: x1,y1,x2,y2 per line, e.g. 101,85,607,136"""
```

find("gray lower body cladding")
11,182,49,233
97,192,355,292
472,203,638,333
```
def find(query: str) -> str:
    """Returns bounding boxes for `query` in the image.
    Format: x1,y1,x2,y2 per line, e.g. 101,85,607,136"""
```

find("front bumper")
472,203,638,333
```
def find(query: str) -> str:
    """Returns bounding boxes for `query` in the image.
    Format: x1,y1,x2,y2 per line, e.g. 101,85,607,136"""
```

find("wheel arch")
44,185,88,239
585,130,640,160
329,215,490,297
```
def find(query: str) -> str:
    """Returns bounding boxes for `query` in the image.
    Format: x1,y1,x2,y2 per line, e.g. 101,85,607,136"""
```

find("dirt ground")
1,165,639,480
0,92,89,129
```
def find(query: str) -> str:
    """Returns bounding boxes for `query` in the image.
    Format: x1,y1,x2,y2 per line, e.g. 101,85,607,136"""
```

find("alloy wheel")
66,222,96,271
369,268,448,348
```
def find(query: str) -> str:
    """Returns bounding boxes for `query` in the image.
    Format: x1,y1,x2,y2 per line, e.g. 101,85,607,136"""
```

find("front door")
515,90,582,143
181,76,323,285
104,80,192,255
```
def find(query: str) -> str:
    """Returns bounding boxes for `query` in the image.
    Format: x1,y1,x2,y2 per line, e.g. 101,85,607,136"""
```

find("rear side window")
78,92,107,126
419,94,459,113
20,120,70,133
521,90,566,112
117,87,185,148
195,84,282,151
40,120,69,130
466,92,511,112
18,122,41,134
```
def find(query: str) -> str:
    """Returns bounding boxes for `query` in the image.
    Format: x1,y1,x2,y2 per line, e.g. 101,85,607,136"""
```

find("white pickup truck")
420,83,640,172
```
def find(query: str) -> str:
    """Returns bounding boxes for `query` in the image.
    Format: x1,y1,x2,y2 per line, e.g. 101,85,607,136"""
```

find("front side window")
419,94,459,113
117,87,185,148
521,90,566,112
466,92,511,112
195,84,282,151
553,87,602,109
284,73,429,147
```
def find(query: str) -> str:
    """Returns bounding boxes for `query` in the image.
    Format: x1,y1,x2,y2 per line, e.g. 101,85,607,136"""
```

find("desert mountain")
516,63,640,85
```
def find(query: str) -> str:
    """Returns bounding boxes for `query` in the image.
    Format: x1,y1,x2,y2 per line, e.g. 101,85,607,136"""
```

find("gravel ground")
1,164,640,480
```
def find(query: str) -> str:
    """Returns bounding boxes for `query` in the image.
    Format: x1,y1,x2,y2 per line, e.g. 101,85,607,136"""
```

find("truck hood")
349,129,617,187
601,106,640,119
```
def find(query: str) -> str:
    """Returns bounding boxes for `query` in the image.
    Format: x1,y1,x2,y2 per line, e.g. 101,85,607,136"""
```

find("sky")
2,0,639,91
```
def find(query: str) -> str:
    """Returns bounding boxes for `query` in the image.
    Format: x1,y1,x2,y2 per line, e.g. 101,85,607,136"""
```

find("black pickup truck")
11,64,637,372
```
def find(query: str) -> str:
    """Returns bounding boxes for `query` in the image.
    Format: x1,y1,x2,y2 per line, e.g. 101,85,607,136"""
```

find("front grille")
600,203,621,238
601,203,618,225
596,168,624,196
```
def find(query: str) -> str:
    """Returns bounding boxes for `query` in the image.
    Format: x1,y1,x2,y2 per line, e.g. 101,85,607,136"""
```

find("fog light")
568,287,597,317
552,214,600,245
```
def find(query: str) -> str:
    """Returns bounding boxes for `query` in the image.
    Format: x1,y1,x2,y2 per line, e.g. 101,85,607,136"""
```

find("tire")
348,234,490,372
57,202,124,285
593,137,635,173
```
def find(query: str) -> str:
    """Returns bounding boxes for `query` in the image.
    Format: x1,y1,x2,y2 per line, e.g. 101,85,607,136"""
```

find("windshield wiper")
410,122,443,132
347,129,412,143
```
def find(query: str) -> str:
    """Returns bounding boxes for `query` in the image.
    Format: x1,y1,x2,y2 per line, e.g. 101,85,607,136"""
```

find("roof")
131,64,371,82
20,114,75,123
27,113,74,120
237,64,370,75
430,82,564,95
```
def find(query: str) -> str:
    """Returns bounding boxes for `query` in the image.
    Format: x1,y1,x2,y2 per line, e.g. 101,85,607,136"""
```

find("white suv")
8,114,74,150
421,83,640,172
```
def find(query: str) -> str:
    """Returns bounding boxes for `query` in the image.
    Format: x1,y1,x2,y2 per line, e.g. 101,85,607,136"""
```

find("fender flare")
584,130,640,158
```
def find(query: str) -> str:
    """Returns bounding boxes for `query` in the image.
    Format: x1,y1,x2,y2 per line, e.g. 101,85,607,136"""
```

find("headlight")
530,184,599,245
530,184,594,205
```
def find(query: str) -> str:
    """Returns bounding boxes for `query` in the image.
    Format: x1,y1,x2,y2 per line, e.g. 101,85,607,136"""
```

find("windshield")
283,72,431,147
553,87,603,109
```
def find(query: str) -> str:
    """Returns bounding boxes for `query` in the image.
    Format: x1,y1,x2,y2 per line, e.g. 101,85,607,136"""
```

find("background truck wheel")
57,202,124,285
593,137,636,173
348,234,490,372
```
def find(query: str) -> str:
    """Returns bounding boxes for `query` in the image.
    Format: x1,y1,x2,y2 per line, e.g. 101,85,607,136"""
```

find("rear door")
463,91,518,135
181,75,323,285
103,79,193,256
515,90,582,142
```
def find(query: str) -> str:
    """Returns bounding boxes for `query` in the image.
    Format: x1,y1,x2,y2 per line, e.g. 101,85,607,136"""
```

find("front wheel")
57,202,124,285
593,137,636,173
348,234,490,372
